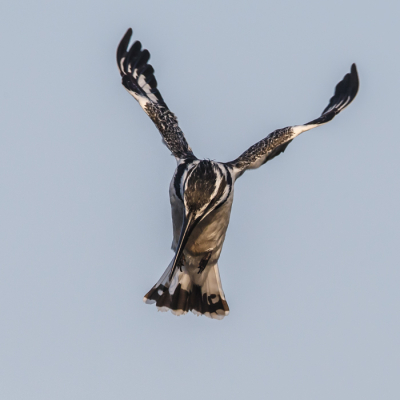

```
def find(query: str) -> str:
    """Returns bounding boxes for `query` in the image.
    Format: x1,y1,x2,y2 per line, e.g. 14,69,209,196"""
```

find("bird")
116,28,359,320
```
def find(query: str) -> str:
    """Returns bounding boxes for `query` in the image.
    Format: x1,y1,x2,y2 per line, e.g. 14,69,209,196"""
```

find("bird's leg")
198,251,212,274
177,253,186,272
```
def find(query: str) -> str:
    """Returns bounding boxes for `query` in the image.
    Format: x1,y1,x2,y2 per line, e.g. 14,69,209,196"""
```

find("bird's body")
146,160,235,319
116,28,359,319
170,162,234,270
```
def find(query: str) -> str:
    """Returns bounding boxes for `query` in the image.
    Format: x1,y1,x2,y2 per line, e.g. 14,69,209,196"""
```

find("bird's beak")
169,212,197,279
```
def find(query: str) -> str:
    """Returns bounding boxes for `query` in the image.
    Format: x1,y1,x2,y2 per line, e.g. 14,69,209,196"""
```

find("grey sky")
1,0,399,399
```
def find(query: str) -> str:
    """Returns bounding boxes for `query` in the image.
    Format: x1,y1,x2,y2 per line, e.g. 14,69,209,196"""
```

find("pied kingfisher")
116,28,359,320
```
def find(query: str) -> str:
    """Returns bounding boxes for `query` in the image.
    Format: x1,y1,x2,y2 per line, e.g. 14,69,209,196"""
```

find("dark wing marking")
117,28,196,161
227,64,359,176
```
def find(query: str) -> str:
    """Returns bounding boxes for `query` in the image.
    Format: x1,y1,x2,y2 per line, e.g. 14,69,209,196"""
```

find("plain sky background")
1,0,399,399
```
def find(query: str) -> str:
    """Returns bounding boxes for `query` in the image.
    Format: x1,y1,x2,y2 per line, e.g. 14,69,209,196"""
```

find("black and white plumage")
117,28,359,320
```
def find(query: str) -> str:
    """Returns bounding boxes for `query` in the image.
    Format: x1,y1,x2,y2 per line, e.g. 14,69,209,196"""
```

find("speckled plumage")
143,103,194,160
116,28,359,319
229,126,294,170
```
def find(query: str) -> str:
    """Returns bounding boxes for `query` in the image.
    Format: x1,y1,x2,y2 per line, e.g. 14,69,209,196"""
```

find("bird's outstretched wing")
117,28,196,161
227,64,359,177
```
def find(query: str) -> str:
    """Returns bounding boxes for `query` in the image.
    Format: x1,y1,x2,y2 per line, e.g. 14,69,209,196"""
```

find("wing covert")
117,28,196,161
227,64,359,177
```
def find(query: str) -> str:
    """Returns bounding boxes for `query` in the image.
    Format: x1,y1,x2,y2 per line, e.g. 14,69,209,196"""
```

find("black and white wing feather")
227,64,359,177
117,28,196,161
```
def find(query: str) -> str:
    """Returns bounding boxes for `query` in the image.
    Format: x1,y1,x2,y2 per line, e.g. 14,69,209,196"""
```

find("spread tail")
144,262,229,320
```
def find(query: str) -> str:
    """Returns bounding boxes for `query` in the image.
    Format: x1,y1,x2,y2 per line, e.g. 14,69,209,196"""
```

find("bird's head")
183,160,228,221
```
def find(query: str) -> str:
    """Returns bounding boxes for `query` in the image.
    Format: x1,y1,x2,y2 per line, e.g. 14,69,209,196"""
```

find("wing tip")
116,28,133,73
321,62,360,115
351,62,357,75
339,63,359,96
350,62,360,98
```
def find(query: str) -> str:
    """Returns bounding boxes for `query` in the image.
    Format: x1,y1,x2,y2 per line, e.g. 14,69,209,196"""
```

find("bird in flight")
116,28,359,320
